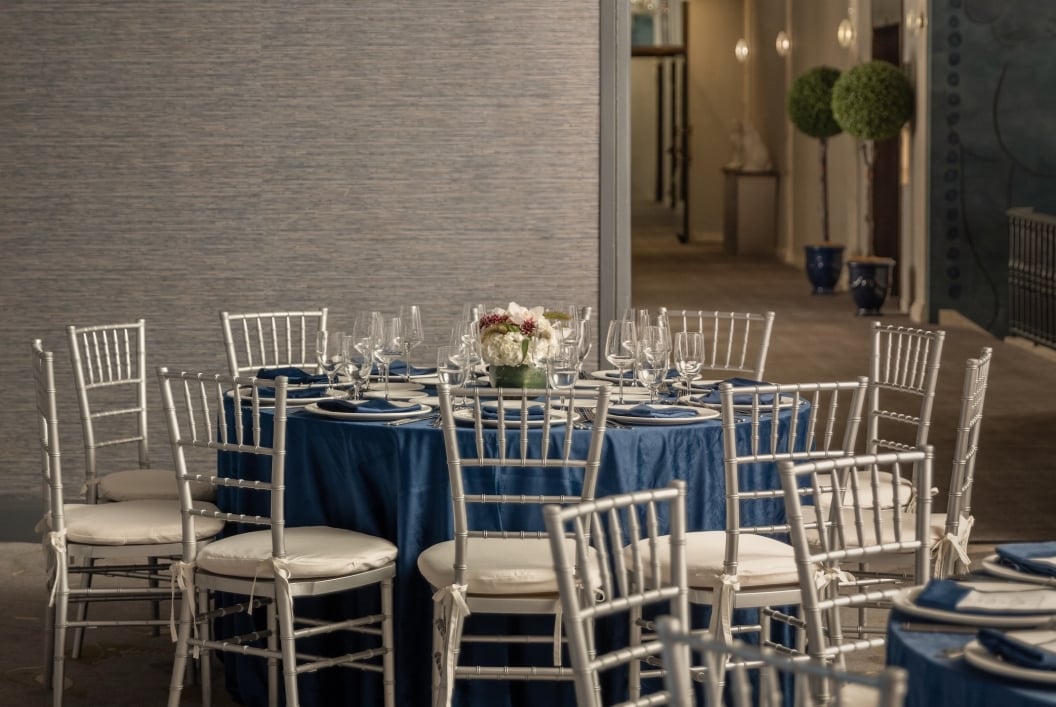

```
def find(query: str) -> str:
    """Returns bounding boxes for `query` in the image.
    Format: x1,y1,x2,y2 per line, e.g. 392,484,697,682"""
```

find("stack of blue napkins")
479,403,546,421
996,542,1056,578
613,404,696,419
915,579,1056,614
690,377,770,405
978,628,1056,670
317,398,416,413
256,366,329,385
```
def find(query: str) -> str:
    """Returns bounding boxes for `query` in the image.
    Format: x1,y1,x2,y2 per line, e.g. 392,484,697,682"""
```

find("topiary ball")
831,60,914,141
788,66,842,139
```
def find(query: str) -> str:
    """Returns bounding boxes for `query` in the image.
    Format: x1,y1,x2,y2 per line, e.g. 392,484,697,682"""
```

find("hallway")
631,202,1056,542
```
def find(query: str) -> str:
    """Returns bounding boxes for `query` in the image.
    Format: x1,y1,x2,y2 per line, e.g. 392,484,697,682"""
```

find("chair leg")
70,561,92,660
51,567,69,707
430,600,442,707
149,556,162,637
267,600,279,707
42,559,56,691
167,584,194,707
275,585,299,707
381,577,395,707
197,587,212,707
628,605,642,701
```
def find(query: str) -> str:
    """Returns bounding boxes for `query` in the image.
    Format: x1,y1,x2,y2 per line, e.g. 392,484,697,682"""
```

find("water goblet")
605,319,637,404
636,351,668,403
315,331,341,393
546,341,580,392
341,333,372,400
436,345,468,388
674,331,705,394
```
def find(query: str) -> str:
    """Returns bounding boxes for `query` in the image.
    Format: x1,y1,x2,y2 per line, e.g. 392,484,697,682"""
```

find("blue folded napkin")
915,579,1056,615
691,377,771,405
257,386,328,400
256,367,329,385
316,398,419,414
979,628,1056,670
996,542,1056,578
613,404,697,419
479,403,546,421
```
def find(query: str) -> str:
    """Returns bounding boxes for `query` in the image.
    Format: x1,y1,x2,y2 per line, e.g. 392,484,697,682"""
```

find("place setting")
303,397,433,422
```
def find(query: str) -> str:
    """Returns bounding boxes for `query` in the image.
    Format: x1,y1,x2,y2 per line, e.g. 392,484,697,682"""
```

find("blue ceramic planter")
846,258,895,316
804,244,845,294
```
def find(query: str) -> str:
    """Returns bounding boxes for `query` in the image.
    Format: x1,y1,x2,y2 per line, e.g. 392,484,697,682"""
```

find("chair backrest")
661,309,776,380
220,309,328,377
33,340,66,536
936,347,992,576
157,369,287,560
656,616,908,707
718,378,869,575
866,323,945,454
436,384,610,587
779,449,933,669
66,319,152,502
544,481,688,707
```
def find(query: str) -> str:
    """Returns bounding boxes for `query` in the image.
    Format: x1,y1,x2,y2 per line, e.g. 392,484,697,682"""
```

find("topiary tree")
831,60,914,256
788,66,842,244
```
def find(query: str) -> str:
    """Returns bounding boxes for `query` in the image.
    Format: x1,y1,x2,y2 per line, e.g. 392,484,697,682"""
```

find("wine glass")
399,305,424,381
452,320,483,385
375,316,404,400
341,333,372,400
315,331,341,393
674,331,705,394
605,319,637,404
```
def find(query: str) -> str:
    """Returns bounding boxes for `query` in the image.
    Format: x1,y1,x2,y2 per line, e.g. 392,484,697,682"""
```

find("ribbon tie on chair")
932,515,974,578
431,583,470,707
44,529,67,608
712,573,741,644
813,566,855,592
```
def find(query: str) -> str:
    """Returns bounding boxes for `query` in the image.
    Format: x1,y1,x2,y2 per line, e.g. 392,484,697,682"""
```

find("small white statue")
727,121,772,172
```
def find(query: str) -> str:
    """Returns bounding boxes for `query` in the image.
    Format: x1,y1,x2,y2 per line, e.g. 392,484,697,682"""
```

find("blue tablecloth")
217,402,807,707
887,610,1056,707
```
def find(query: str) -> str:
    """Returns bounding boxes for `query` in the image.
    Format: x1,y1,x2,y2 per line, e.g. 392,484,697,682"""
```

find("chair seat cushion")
60,500,223,545
627,531,799,588
806,509,945,548
418,537,599,596
812,470,915,512
99,468,216,502
197,526,398,579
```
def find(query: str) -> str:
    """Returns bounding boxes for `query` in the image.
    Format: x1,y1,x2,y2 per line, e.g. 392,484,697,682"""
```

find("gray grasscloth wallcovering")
0,2,600,497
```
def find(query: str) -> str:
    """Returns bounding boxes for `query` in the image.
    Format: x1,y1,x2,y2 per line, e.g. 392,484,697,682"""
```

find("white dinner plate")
303,401,432,421
892,586,1056,628
362,388,429,401
360,381,425,392
452,406,572,428
590,369,680,383
981,555,1056,587
573,378,611,389
678,394,797,412
963,638,1056,685
669,379,722,393
607,404,720,426
232,387,347,407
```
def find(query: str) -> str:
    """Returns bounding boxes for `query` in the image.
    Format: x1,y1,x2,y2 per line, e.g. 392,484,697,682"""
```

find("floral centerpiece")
478,302,564,388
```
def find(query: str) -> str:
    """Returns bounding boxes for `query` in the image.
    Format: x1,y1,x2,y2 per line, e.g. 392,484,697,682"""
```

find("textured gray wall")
0,1,601,497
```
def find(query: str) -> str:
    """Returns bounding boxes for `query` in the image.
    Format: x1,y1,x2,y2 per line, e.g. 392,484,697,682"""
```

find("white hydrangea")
479,302,561,367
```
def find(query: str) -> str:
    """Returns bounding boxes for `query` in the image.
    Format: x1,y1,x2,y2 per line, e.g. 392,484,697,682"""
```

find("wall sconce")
775,31,791,57
836,18,855,48
734,38,750,62
905,10,927,35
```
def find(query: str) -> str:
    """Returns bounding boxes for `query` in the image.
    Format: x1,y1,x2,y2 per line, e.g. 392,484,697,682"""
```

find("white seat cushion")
59,500,224,545
806,509,945,548
418,537,599,596
99,468,216,502
812,470,915,513
626,531,799,588
197,526,398,579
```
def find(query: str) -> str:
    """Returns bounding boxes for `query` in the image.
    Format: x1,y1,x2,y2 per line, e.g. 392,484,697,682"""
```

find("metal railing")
1008,207,1056,348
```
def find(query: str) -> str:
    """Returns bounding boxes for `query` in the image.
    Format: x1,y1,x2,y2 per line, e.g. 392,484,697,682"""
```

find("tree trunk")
819,137,829,243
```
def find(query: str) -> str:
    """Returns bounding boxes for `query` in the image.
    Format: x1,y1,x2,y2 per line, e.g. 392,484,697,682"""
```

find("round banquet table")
886,610,1056,707
216,398,808,707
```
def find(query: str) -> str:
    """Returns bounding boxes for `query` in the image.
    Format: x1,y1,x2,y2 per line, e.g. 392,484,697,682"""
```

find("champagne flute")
375,316,403,400
674,331,705,394
605,319,637,404
399,305,424,381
